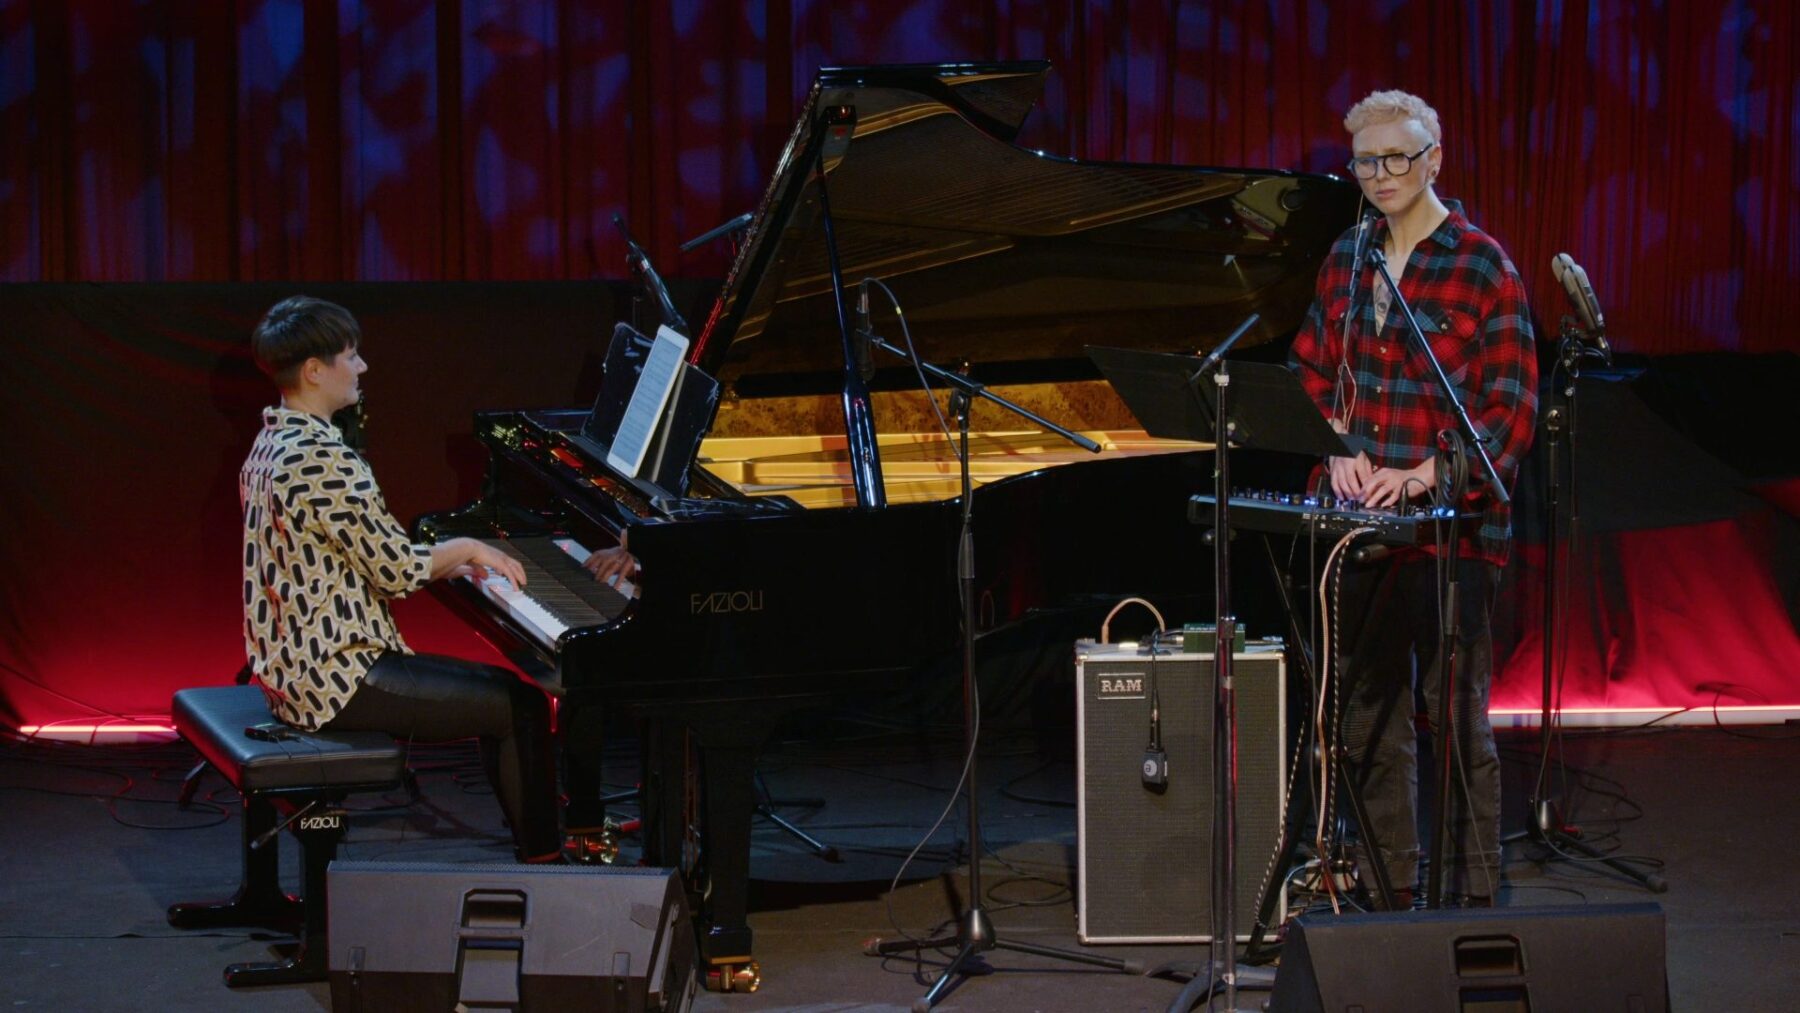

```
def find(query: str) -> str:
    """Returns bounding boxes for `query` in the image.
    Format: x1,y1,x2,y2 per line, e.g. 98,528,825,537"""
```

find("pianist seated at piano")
238,295,578,863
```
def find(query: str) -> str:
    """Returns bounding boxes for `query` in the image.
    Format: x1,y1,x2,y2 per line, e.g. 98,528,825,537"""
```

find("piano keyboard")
464,536,636,649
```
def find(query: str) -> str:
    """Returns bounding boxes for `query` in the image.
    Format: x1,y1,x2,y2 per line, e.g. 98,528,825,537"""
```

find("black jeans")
1335,556,1502,899
325,651,560,860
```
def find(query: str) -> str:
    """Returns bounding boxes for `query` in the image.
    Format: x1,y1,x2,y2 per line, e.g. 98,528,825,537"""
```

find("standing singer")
1288,91,1538,908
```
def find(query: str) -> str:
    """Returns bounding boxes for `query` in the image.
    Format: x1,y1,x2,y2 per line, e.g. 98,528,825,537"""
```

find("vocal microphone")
853,279,876,382
1345,209,1379,322
613,212,689,334
611,212,640,262
1551,252,1613,363
1351,207,1378,269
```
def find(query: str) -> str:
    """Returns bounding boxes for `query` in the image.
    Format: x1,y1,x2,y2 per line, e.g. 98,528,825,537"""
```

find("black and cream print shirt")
240,408,432,729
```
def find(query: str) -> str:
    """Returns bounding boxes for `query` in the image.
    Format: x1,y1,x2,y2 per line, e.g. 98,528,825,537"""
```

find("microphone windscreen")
1551,252,1577,287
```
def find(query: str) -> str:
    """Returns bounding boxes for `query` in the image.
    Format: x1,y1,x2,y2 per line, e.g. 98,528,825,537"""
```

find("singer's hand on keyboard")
1361,459,1435,509
1328,451,1374,501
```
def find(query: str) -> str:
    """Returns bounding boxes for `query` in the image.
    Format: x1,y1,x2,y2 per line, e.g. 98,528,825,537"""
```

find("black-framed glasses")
1346,143,1434,180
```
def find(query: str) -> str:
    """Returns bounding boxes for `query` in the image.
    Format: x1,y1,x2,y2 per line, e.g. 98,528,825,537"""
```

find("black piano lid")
688,61,1360,403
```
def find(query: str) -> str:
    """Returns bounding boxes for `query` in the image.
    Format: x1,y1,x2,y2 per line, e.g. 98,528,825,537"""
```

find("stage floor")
3,718,1796,1011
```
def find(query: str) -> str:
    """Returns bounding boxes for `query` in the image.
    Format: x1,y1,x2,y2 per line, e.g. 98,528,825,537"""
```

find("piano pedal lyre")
704,959,761,993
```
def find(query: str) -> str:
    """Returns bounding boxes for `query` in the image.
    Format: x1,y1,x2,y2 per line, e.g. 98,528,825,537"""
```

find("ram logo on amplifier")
1075,640,1286,944
1096,673,1146,699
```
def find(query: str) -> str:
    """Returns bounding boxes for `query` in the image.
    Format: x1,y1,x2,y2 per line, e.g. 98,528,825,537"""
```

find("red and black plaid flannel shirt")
1288,201,1538,566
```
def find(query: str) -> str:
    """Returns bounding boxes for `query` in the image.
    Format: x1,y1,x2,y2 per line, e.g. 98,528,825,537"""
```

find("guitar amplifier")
1075,641,1287,943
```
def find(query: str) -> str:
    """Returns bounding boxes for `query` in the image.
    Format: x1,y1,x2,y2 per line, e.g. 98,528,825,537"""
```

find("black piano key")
480,536,630,630
512,536,632,613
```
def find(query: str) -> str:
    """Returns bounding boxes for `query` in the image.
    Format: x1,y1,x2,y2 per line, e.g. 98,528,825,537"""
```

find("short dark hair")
251,296,361,389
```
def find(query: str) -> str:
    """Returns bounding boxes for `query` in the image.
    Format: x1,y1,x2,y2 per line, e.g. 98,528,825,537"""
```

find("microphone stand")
1366,248,1507,507
678,211,753,253
1510,322,1666,891
613,213,689,336
860,318,1132,1013
861,331,1103,455
1164,315,1280,1013
1363,245,1505,911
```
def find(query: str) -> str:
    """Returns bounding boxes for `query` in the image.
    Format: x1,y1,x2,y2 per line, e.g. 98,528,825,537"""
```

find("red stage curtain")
4,1,1797,355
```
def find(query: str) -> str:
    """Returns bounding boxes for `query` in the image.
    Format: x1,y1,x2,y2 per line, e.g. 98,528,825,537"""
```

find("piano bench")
165,685,407,988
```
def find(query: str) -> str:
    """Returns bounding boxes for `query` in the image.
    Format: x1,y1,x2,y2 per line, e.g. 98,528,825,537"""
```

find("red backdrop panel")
3,1,1797,354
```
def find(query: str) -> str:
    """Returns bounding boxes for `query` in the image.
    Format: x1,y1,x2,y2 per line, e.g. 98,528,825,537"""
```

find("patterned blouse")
239,407,432,729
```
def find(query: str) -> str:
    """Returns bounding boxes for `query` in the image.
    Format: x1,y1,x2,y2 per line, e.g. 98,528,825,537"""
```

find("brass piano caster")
566,817,623,865
704,959,761,993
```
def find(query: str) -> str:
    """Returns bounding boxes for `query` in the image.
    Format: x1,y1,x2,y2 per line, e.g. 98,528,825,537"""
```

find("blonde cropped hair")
1344,90,1442,144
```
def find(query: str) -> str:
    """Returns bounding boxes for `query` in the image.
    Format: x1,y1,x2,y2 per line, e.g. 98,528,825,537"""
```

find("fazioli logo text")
691,590,765,614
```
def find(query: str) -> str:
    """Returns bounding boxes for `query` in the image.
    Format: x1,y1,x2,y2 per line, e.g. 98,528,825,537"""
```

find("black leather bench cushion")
172,686,406,794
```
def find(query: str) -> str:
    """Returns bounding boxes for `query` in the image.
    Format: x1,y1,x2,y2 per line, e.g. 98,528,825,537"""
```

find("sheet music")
606,325,689,479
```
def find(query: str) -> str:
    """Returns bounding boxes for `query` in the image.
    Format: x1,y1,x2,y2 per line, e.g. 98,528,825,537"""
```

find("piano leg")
639,719,690,873
697,740,757,966
559,698,608,833
637,709,767,992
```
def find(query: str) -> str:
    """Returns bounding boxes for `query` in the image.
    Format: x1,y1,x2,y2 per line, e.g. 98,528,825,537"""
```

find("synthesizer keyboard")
1187,492,1472,547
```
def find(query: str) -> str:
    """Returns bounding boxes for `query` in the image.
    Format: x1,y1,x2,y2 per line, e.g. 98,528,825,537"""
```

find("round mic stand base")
1161,960,1276,1013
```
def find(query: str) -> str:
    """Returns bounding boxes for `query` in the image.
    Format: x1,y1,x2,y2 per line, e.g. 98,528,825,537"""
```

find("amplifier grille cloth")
1076,650,1286,943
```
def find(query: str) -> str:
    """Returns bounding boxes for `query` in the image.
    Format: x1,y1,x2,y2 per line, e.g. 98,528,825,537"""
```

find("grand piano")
415,61,1356,986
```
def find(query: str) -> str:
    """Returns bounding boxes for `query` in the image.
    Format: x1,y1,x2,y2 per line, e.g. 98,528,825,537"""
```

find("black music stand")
1087,348,1348,458
1089,345,1348,1012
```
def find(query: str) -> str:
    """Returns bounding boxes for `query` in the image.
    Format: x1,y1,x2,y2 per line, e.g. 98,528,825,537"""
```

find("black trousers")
1335,556,1503,899
325,651,561,859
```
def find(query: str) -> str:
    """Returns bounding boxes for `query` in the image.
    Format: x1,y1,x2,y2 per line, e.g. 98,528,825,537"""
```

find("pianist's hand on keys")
582,543,640,588
437,536,529,589
463,537,638,649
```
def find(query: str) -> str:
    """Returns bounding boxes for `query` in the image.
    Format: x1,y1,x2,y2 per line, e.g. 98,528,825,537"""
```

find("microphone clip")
1141,747,1169,791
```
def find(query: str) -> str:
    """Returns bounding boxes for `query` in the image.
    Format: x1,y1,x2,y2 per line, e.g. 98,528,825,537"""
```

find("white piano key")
472,573,569,647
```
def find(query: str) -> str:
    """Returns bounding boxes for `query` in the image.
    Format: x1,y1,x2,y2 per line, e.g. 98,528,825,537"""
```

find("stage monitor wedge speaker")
1269,902,1668,1012
1076,642,1287,943
327,861,697,1012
